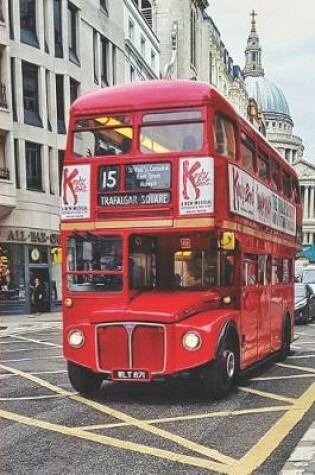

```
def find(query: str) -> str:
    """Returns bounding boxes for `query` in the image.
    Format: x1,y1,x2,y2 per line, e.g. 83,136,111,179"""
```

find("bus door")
270,259,285,352
257,255,271,357
241,254,259,365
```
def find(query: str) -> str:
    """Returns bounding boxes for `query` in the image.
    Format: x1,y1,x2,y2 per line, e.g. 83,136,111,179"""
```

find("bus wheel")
277,317,291,362
68,361,103,394
202,337,238,400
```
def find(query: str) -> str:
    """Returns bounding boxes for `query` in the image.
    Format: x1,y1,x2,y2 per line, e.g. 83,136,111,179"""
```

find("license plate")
112,370,150,381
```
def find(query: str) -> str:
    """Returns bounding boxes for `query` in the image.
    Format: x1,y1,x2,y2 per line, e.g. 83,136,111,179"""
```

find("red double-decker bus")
61,80,302,399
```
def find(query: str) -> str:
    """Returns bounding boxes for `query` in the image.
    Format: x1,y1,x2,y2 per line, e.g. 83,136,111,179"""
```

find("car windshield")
302,269,315,284
295,285,307,298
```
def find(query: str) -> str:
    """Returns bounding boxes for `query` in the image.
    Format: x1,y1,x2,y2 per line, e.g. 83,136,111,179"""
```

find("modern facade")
243,11,315,246
0,0,125,315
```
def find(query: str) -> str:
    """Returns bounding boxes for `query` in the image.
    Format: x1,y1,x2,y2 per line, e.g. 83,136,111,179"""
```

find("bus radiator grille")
97,324,165,373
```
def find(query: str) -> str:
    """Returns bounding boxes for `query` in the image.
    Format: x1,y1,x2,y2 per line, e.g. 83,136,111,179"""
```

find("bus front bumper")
63,311,238,380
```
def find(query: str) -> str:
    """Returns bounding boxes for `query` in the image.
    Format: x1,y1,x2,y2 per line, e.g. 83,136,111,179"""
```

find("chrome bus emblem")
124,323,135,335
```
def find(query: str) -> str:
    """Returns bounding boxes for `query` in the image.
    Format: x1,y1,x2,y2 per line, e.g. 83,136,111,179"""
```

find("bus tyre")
68,361,103,394
277,317,291,362
202,337,238,400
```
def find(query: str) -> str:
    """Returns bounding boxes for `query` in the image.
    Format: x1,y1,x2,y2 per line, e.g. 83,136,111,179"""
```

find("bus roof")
70,80,231,116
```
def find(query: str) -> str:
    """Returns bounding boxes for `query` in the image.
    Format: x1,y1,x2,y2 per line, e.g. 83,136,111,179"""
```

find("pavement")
1,310,314,474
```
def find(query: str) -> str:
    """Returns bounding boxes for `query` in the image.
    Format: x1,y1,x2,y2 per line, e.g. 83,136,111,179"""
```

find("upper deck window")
283,171,292,199
140,123,203,154
240,132,255,173
73,115,132,157
214,114,236,159
257,151,269,182
270,158,280,191
140,110,203,154
143,111,202,123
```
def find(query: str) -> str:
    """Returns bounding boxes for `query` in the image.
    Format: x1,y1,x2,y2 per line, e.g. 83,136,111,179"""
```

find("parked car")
294,283,315,324
295,259,309,282
301,265,315,292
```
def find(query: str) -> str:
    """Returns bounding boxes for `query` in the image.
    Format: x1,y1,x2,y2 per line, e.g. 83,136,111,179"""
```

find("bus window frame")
213,112,237,160
257,150,270,184
270,157,281,192
240,131,256,174
70,113,134,159
138,107,206,156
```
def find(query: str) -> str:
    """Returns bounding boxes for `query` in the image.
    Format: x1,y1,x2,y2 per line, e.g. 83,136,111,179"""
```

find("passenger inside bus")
119,137,131,154
182,135,198,151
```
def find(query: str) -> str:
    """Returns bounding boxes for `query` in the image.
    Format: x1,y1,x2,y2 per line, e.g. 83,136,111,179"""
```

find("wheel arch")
215,320,240,358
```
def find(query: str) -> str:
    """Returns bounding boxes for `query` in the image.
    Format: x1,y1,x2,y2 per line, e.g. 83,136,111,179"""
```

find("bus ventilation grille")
97,324,165,373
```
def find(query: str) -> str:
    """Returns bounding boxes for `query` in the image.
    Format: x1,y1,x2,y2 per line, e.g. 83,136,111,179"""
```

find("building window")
130,65,135,82
45,70,51,131
49,147,55,194
151,50,156,71
0,50,8,108
0,131,8,175
140,35,146,56
58,150,64,195
68,2,79,65
25,141,42,191
22,61,42,127
20,0,39,47
8,0,14,39
43,0,49,53
101,37,109,87
100,0,108,14
134,0,152,28
10,58,17,121
0,0,4,22
70,77,79,104
93,29,99,84
112,45,117,85
54,0,63,58
190,8,196,67
128,19,134,42
14,139,20,189
56,75,66,134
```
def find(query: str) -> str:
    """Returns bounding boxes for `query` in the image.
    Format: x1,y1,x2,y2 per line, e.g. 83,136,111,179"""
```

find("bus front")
62,81,240,398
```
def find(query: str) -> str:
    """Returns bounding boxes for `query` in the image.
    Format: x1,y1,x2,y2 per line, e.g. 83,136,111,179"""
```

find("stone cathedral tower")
154,0,209,81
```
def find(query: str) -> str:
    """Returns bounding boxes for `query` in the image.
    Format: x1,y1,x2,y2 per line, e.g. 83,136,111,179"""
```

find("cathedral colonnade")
301,184,315,244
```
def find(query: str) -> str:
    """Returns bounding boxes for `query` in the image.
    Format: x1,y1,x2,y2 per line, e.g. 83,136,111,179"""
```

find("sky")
208,0,315,164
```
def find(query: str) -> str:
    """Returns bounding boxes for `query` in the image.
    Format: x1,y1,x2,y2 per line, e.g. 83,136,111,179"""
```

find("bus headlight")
68,329,85,348
182,331,202,351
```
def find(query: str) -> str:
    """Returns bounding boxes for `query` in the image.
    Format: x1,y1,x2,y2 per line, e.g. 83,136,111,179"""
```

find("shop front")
0,227,61,315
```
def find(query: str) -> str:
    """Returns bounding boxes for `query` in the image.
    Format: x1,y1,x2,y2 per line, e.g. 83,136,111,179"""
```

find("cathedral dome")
245,75,290,117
